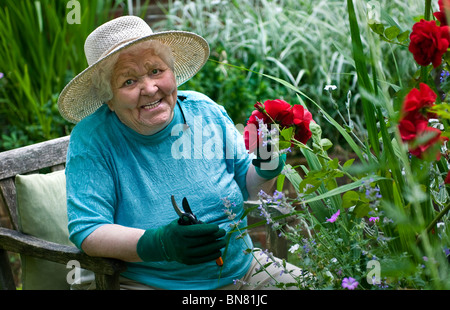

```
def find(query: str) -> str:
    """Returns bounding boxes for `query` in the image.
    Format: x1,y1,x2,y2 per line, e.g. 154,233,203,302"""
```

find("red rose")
264,99,294,127
398,116,428,141
244,123,259,154
402,83,437,118
408,19,450,68
409,127,448,160
244,99,313,153
445,169,450,184
247,108,267,126
398,84,447,160
292,105,313,144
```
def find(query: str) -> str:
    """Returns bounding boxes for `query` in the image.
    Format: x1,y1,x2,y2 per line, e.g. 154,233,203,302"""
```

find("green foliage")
225,0,450,289
157,0,420,132
0,0,145,151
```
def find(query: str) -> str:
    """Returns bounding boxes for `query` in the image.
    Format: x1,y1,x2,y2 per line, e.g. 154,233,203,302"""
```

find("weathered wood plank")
0,136,69,179
0,249,16,290
0,227,126,276
95,274,121,290
0,179,18,230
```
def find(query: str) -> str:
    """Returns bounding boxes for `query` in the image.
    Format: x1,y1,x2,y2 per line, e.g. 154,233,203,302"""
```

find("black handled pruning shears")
170,195,202,225
170,195,223,266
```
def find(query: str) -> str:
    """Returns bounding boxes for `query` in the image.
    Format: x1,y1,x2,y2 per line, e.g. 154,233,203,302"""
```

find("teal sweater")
66,91,253,289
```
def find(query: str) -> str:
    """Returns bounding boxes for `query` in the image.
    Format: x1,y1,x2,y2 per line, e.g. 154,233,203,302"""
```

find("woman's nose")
140,76,158,96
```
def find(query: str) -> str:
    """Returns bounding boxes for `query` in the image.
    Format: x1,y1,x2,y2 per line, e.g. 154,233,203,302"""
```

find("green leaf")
280,126,294,141
299,178,322,195
384,26,401,40
301,175,387,205
328,158,339,170
354,203,371,218
276,173,286,192
397,30,410,43
369,22,385,35
278,140,292,150
343,158,355,170
342,190,360,209
284,164,302,190
320,138,333,151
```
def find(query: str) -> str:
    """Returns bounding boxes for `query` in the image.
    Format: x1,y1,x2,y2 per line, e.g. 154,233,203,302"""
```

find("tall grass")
0,0,148,150
156,0,423,133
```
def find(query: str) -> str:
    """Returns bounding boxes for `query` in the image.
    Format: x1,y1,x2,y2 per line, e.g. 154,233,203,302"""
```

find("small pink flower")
342,277,359,290
326,209,340,223
369,216,379,222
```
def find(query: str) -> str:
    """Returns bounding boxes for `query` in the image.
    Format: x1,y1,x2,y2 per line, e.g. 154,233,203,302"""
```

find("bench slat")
0,136,69,179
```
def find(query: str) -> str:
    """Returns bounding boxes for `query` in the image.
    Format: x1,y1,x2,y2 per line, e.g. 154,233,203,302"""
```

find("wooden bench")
0,136,287,290
0,136,126,290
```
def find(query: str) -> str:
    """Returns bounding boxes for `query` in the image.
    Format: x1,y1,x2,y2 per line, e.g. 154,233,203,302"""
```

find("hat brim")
58,31,209,123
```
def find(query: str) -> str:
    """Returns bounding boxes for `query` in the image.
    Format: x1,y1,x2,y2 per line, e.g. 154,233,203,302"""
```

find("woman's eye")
150,69,160,75
123,79,134,86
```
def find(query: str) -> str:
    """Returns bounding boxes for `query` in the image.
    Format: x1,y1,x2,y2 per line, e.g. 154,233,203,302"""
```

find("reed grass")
0,0,147,150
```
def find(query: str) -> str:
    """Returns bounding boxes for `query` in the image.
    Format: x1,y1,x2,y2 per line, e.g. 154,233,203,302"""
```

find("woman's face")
107,48,178,135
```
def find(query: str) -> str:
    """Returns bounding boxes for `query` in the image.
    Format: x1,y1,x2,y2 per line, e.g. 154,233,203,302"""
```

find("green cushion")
15,170,72,290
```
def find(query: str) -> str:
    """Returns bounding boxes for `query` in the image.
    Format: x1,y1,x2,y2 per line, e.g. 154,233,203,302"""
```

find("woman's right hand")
137,219,226,265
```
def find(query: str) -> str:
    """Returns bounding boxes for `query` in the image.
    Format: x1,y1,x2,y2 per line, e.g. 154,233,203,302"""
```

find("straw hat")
58,16,210,123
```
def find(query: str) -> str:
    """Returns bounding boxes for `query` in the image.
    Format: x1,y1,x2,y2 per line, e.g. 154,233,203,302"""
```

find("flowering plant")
226,0,450,290
243,99,313,155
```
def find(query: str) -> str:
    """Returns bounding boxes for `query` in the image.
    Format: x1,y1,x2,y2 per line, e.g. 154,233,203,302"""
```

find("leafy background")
0,0,423,151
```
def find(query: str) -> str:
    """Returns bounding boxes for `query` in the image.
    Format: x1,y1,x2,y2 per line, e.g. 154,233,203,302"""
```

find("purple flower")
342,277,359,290
369,216,379,222
326,209,340,223
444,247,450,256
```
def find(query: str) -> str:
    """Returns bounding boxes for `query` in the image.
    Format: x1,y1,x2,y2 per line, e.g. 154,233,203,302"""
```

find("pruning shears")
170,195,224,266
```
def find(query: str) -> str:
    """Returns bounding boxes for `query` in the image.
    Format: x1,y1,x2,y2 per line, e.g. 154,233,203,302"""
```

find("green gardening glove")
253,143,286,179
136,219,226,265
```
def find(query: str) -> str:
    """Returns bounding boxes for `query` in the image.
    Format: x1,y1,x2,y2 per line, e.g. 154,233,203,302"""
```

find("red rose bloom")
445,169,450,184
409,127,448,160
398,84,447,160
402,83,437,118
247,108,267,126
408,19,450,68
398,116,428,141
292,105,313,144
264,99,294,127
244,99,313,153
244,123,259,153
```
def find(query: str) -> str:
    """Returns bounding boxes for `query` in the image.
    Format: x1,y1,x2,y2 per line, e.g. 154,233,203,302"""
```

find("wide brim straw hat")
58,15,210,123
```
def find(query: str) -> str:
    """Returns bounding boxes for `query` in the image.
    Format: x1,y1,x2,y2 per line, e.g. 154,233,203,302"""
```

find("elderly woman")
58,16,300,290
